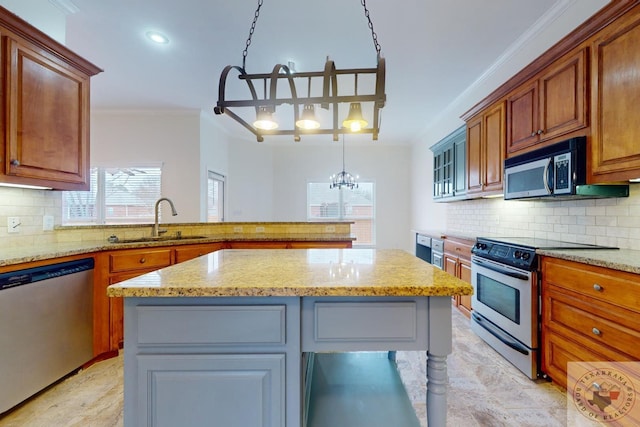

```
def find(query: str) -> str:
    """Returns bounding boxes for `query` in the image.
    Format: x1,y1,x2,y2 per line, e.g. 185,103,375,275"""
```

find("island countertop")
107,248,473,298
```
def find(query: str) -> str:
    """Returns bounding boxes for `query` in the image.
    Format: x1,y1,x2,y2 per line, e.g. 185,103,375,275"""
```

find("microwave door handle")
543,158,553,195
543,157,554,194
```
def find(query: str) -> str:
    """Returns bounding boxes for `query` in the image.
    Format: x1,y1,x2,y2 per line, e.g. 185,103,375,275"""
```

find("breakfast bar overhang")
107,249,473,427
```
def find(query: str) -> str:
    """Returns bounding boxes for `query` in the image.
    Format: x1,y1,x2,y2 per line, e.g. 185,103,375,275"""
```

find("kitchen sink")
109,235,209,244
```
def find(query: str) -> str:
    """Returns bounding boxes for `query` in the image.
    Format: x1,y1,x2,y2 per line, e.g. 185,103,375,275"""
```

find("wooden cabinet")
0,7,101,190
541,257,640,389
466,101,505,197
174,242,226,263
590,6,640,182
443,237,473,317
506,48,587,156
430,125,466,200
94,239,353,356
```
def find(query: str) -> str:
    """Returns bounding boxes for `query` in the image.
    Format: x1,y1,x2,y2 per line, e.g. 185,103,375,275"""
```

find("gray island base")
110,249,472,426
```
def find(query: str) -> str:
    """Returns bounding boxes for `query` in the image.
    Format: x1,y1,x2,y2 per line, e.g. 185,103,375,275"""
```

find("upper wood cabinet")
466,101,505,196
0,7,102,190
590,5,640,182
506,48,588,156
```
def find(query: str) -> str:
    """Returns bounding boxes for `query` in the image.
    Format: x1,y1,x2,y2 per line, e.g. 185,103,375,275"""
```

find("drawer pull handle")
592,327,601,336
593,284,603,291
139,258,146,264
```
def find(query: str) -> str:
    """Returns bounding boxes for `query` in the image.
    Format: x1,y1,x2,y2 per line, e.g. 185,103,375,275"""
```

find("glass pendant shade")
253,106,278,130
295,104,321,130
342,102,368,132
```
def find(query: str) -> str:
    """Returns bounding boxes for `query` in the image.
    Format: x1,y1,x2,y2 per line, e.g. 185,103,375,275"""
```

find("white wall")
91,110,203,222
269,143,412,249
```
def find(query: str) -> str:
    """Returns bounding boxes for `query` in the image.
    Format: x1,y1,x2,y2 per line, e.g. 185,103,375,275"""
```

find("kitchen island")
107,248,473,427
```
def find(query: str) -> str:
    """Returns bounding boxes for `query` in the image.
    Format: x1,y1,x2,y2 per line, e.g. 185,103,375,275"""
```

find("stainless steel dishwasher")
0,258,94,414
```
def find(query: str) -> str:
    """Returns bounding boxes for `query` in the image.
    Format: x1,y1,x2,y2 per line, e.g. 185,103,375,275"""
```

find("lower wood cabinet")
94,240,353,357
443,237,473,317
541,257,640,389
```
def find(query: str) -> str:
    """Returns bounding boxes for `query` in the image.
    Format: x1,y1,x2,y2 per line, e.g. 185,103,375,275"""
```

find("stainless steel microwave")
504,137,629,200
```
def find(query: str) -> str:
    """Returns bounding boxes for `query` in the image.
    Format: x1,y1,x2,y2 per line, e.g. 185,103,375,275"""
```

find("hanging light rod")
214,0,386,142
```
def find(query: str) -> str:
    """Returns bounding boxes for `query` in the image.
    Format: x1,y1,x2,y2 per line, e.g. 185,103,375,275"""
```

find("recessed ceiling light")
145,31,169,44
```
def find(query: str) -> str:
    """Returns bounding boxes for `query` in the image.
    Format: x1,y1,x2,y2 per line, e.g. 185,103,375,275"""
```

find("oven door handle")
472,313,529,355
472,258,530,280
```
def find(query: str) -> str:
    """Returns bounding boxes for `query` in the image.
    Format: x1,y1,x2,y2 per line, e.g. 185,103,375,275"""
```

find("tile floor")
0,309,602,426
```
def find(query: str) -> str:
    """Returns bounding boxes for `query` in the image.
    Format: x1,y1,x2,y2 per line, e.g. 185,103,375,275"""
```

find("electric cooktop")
477,237,618,250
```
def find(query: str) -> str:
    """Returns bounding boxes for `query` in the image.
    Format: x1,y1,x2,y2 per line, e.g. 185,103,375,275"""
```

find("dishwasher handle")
0,258,94,290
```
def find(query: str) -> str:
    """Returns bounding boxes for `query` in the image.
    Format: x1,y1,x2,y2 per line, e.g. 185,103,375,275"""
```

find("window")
307,182,375,246
62,166,162,225
207,171,225,222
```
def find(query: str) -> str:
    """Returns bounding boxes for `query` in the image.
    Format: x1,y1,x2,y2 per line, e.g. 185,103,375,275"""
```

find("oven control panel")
472,239,537,271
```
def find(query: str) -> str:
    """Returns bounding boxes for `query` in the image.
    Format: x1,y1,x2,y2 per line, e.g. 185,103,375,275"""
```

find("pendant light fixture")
214,0,385,142
330,135,358,190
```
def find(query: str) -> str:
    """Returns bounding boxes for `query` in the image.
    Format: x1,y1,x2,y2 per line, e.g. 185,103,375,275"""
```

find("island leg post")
426,296,452,427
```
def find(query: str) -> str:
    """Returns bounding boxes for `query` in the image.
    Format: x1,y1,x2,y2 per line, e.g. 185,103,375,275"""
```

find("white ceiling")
60,0,589,144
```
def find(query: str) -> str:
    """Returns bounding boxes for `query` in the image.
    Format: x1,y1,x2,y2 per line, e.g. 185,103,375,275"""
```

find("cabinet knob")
593,283,603,291
139,257,146,264
531,132,536,137
592,327,601,336
10,159,20,166
537,129,543,135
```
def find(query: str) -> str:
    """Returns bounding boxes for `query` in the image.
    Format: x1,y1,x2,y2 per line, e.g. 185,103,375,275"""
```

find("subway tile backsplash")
0,187,61,248
446,184,640,250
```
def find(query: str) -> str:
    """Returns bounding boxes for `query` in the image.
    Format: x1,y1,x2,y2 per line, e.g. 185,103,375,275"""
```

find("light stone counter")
107,248,473,298
0,233,354,268
537,248,640,275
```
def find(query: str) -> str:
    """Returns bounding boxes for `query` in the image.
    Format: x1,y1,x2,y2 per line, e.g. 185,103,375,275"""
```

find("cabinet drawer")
544,286,640,359
302,299,427,351
543,258,640,312
109,248,172,273
136,305,286,346
444,238,472,259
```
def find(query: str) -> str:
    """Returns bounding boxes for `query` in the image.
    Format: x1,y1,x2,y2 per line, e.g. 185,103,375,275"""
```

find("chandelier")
214,0,386,142
330,136,358,190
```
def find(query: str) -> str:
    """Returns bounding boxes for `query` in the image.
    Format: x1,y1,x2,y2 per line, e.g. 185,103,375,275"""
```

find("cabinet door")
506,80,539,153
4,35,91,190
483,102,505,194
539,48,587,142
590,10,640,182
466,115,483,194
453,135,466,196
458,259,472,317
137,354,285,427
432,149,443,198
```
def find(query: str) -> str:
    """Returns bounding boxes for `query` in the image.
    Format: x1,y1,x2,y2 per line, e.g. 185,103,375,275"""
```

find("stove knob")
522,252,531,260
475,242,487,250
514,250,522,259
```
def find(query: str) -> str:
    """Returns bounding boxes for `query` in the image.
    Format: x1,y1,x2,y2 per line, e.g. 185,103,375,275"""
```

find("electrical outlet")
233,226,243,233
43,215,55,231
325,225,336,232
255,226,265,233
8,217,21,233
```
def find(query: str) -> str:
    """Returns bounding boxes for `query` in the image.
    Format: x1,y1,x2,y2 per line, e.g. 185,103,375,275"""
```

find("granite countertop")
106,248,474,298
537,248,640,275
0,234,355,268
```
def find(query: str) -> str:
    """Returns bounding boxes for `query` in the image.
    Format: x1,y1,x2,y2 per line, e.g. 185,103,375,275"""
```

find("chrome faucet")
152,197,178,237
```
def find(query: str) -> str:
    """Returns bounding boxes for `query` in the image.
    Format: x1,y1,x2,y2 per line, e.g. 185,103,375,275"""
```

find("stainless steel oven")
470,236,618,380
470,254,538,379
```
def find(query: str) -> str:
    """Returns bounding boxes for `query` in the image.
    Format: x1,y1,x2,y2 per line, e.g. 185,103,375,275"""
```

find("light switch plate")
8,217,20,233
